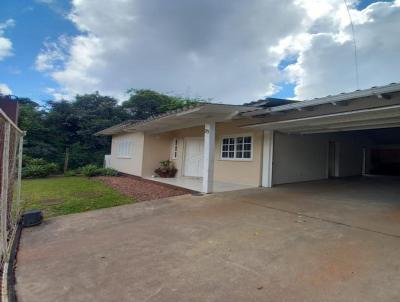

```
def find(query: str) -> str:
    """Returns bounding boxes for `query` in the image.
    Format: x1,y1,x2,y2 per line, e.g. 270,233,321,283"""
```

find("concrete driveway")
16,177,400,302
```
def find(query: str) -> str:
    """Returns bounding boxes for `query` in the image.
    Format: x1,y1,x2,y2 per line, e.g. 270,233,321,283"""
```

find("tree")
18,98,57,160
17,89,202,171
19,93,130,169
122,89,200,120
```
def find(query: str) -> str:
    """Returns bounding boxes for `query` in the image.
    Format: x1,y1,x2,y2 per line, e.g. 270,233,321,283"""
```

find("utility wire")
343,0,360,89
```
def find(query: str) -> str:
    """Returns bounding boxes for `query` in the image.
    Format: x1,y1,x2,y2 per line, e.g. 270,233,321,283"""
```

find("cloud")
277,1,400,99
0,19,14,61
37,0,306,102
35,35,70,72
0,84,12,95
37,1,400,103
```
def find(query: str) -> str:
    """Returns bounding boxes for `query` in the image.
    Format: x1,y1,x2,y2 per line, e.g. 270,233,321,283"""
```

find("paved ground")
16,177,400,302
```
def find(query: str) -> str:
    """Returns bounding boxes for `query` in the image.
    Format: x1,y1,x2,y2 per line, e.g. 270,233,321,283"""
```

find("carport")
244,83,400,186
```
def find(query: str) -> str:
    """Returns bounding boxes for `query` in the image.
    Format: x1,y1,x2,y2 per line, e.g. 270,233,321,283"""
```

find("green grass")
21,176,134,218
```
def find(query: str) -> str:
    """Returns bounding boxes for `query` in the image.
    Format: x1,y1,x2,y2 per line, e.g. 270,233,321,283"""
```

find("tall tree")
17,90,202,170
122,89,200,120
18,98,56,160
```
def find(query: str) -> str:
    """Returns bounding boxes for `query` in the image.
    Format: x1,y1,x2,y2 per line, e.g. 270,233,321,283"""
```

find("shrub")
81,164,101,177
97,168,119,176
22,159,58,178
81,165,119,177
154,160,177,178
64,170,78,177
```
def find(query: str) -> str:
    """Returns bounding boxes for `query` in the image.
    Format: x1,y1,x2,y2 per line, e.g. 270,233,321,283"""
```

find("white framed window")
117,140,134,158
171,138,178,159
221,135,253,160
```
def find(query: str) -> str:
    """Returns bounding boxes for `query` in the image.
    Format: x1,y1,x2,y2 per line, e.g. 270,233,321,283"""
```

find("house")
96,83,400,193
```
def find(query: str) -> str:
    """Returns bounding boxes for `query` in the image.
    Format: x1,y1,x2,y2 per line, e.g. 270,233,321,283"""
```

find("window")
171,138,178,159
117,140,134,158
221,135,252,160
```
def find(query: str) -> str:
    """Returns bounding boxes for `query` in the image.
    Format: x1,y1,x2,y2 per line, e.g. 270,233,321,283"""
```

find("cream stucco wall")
214,122,263,186
109,120,263,187
110,132,144,176
141,133,173,177
167,121,263,186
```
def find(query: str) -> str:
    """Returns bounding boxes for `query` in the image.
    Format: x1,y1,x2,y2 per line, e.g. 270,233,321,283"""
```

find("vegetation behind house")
12,90,202,170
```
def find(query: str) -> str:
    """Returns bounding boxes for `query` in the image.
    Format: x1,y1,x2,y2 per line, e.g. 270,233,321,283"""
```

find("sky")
0,0,399,104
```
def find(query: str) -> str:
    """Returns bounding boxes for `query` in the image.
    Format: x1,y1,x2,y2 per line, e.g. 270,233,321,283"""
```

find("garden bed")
96,175,191,201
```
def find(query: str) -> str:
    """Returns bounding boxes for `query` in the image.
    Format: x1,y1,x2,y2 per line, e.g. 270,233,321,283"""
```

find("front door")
184,138,204,177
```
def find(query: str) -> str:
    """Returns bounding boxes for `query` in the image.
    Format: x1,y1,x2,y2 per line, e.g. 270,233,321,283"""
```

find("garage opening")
271,127,400,185
366,128,400,176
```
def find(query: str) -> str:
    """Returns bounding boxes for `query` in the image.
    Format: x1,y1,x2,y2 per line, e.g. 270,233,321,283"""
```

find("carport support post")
262,130,274,188
203,121,215,193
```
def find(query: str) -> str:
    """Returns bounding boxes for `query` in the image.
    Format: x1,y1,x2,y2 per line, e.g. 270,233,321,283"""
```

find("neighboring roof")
243,97,298,108
96,103,258,136
0,95,19,123
243,82,400,116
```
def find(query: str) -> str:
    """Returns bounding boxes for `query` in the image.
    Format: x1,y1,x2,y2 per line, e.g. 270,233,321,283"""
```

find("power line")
343,0,360,90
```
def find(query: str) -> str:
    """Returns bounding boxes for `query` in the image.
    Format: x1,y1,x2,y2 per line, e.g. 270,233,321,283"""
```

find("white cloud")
282,1,400,99
35,35,70,72
37,1,400,103
37,0,306,102
0,19,14,61
0,84,12,95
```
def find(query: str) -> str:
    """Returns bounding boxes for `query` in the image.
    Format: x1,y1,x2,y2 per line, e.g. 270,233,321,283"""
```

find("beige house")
97,83,400,193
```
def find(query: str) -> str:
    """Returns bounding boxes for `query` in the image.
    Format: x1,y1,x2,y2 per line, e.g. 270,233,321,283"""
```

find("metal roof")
96,103,258,135
243,82,400,116
243,104,400,134
243,97,298,108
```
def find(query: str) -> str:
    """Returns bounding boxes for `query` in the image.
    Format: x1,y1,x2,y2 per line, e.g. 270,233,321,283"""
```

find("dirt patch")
95,176,190,201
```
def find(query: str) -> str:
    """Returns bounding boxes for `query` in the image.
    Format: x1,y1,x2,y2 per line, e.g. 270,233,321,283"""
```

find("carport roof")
244,104,400,134
96,103,258,135
243,82,400,116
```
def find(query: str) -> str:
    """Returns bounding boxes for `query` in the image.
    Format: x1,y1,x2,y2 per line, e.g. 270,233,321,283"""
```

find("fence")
0,108,24,268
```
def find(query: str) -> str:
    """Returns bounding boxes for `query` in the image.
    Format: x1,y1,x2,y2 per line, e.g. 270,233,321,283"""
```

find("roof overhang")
96,104,258,135
242,83,400,116
243,104,400,134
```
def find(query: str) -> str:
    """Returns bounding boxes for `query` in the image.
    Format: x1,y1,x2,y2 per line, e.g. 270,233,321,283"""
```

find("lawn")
21,176,134,218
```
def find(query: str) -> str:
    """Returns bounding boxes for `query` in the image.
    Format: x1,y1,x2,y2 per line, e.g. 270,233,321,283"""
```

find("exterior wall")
336,138,365,177
273,132,328,185
214,121,263,186
272,131,369,185
110,132,144,176
167,121,263,186
169,126,203,177
141,133,173,177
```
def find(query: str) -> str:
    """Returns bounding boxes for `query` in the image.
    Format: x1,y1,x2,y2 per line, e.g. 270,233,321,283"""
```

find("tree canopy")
15,90,201,170
122,89,201,120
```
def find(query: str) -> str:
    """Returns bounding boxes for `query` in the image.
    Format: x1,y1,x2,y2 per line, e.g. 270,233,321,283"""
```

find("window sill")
117,156,132,159
218,158,253,162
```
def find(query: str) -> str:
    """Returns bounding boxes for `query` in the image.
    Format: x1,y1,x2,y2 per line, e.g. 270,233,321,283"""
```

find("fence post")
1,122,10,255
16,134,24,208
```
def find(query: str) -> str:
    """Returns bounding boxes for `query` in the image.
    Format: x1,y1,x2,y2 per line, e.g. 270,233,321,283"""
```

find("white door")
184,138,204,177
